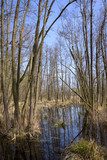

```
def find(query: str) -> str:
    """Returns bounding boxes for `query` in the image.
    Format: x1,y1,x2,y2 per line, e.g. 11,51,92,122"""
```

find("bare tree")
1,0,11,130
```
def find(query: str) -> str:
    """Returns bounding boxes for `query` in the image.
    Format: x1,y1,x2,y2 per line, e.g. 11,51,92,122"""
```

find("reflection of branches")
61,126,85,159
61,110,88,159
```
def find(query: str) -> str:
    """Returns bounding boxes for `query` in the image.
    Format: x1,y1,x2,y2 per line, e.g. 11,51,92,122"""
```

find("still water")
0,105,107,160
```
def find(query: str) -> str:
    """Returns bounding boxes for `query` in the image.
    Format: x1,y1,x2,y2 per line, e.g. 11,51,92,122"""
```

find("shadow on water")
0,105,107,160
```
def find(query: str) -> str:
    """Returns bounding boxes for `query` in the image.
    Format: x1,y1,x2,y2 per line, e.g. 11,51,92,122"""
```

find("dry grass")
37,99,74,109
98,108,107,127
63,139,107,160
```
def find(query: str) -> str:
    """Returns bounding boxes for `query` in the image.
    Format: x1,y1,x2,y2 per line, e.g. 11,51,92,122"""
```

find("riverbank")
0,101,106,140
0,100,75,138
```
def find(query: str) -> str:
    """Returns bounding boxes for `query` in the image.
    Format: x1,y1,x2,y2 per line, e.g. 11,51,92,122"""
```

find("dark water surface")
0,105,107,160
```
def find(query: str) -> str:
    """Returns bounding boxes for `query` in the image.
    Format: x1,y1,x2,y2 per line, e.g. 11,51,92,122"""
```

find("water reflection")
0,105,107,160
39,106,85,160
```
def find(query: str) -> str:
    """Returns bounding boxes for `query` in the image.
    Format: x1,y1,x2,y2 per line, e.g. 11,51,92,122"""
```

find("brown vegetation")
0,0,106,139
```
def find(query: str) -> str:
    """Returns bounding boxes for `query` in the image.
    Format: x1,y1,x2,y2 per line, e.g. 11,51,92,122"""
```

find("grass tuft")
64,139,107,160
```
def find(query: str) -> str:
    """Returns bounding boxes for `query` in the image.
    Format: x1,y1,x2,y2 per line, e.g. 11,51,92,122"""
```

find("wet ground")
0,105,107,160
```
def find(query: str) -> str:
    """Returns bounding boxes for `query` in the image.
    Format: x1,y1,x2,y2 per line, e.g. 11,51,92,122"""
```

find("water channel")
0,105,107,160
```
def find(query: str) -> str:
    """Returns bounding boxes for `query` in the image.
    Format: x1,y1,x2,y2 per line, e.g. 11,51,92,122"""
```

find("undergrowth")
63,139,107,160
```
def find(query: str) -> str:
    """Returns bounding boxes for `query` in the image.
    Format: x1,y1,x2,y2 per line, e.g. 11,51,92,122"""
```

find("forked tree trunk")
16,0,30,127
29,0,42,127
34,0,48,115
12,0,21,125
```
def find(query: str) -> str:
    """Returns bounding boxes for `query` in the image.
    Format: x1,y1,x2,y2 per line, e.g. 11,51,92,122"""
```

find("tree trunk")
16,0,30,127
29,0,42,128
1,0,11,130
101,72,104,106
12,0,21,124
90,0,93,110
96,42,101,108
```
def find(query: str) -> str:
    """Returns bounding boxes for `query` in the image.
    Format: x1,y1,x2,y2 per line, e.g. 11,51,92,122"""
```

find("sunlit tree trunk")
16,0,30,126
101,72,104,106
90,0,93,110
34,0,48,115
5,0,13,99
60,46,64,102
1,0,11,130
56,59,59,103
96,42,101,108
12,0,21,125
29,0,42,127
81,3,91,104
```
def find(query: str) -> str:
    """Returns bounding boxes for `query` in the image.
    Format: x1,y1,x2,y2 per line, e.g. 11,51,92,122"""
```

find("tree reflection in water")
0,105,107,160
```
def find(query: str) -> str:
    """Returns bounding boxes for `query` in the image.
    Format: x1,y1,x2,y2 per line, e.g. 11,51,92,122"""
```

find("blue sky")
44,0,76,46
44,0,105,46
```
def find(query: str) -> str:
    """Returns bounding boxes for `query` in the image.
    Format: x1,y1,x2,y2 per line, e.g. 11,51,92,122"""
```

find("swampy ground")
0,104,107,160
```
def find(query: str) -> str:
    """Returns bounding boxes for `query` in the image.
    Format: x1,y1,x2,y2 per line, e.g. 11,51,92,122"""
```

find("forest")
0,0,107,159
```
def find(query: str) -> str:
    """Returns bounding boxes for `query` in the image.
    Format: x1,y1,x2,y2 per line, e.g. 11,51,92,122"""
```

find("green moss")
64,139,107,160
44,113,48,121
78,111,84,116
19,130,24,137
54,121,66,129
